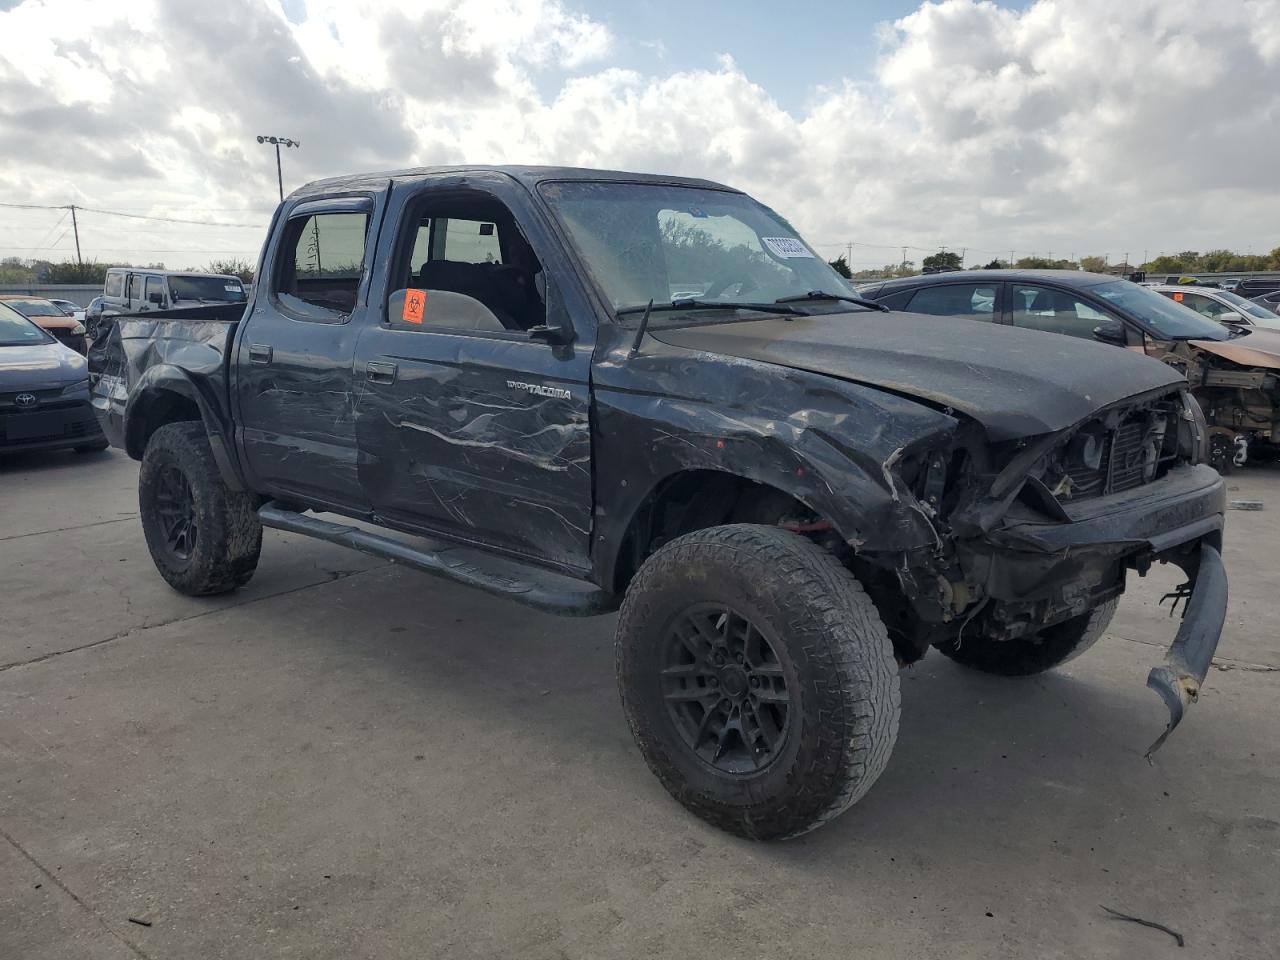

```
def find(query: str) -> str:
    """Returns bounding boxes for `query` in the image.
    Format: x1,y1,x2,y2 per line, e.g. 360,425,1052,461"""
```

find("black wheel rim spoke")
154,465,197,560
661,604,793,775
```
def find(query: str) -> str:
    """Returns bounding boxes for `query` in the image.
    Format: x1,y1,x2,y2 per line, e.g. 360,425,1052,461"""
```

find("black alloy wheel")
153,463,198,560
660,604,793,775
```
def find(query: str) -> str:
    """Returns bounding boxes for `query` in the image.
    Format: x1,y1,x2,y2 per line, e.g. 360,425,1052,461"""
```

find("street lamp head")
256,135,265,143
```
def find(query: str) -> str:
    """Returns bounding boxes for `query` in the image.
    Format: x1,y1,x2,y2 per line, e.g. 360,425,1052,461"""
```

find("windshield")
3,297,63,318
1218,289,1280,322
169,275,246,302
0,302,52,346
1091,281,1227,340
539,181,852,323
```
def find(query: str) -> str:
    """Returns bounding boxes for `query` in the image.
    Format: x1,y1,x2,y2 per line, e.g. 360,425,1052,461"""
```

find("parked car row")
858,270,1280,470
0,299,106,455
0,294,88,355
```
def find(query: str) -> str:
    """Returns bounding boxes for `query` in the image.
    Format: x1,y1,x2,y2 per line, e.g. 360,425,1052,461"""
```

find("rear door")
352,173,595,573
232,191,386,510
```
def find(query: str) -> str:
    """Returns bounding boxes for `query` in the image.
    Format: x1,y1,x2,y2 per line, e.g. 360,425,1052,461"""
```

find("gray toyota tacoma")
89,166,1227,839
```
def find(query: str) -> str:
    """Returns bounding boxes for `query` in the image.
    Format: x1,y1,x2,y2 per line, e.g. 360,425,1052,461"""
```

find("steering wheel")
701,273,759,300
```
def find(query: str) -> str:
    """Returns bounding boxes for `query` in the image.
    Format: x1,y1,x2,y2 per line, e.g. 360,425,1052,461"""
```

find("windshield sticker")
225,284,240,292
762,237,814,259
403,288,427,324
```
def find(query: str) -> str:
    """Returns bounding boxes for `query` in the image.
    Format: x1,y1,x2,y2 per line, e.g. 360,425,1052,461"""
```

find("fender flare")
124,364,245,490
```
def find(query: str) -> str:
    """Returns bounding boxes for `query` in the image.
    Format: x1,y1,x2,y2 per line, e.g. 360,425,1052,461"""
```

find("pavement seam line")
1109,632,1280,672
0,515,138,543
0,824,153,960
0,565,384,674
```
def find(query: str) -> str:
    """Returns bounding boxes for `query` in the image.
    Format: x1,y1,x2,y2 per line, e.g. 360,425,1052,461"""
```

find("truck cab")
98,268,247,318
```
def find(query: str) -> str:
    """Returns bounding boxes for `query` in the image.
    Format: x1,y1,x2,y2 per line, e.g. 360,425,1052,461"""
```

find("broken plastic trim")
1145,543,1227,758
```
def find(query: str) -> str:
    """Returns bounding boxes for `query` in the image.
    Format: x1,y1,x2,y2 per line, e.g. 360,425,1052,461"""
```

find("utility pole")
846,241,853,267
1009,249,1014,268
901,246,907,273
69,204,82,265
256,136,300,202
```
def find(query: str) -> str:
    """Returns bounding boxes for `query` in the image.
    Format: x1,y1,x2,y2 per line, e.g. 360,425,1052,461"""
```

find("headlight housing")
71,322,86,335
60,379,90,397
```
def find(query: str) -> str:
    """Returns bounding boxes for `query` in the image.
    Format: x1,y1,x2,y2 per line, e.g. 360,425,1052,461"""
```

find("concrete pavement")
2,448,1278,959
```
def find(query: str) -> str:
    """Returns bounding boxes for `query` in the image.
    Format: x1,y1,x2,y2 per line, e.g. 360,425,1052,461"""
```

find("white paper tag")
225,284,240,292
762,237,813,259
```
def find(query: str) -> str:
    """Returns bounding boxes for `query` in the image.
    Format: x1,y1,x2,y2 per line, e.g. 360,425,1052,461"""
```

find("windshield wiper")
775,290,890,312
616,299,805,318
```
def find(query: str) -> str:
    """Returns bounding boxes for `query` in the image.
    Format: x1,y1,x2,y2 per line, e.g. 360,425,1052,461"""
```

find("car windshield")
4,297,63,318
1218,289,1280,323
168,275,247,302
0,302,51,346
1091,281,1227,340
539,181,854,324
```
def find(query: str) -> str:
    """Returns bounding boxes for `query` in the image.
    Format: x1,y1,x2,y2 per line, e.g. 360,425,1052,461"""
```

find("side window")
125,274,140,302
1174,291,1229,319
105,272,123,298
275,211,370,321
386,191,544,335
144,276,165,305
1011,284,1113,339
906,284,997,320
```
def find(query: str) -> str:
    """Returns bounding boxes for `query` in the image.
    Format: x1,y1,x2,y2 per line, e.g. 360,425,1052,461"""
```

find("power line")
0,201,264,229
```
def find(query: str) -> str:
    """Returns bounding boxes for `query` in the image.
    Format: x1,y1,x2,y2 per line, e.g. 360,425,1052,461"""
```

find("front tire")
139,422,261,596
616,524,900,840
936,599,1118,676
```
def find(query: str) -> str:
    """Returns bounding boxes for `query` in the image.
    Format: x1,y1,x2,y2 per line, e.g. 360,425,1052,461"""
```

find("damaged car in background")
861,270,1280,472
90,166,1226,840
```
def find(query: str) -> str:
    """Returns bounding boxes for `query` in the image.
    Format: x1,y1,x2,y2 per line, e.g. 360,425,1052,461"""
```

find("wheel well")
611,470,821,593
127,390,202,459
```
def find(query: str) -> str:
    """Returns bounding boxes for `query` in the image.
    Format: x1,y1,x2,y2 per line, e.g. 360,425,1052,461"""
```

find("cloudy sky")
1,0,1278,271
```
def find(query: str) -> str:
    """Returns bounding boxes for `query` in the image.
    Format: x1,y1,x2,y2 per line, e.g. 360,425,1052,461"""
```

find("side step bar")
258,503,618,617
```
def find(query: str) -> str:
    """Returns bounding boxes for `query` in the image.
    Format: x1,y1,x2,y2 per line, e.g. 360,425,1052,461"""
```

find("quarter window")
1011,284,1114,339
906,284,997,320
105,272,123,298
275,211,370,320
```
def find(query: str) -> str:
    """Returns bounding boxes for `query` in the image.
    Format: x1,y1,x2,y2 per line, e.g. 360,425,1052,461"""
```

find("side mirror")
148,291,163,305
1217,311,1245,325
1092,320,1127,345
527,322,573,345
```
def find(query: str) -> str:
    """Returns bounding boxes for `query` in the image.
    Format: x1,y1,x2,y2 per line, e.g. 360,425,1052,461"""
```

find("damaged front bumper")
989,464,1228,754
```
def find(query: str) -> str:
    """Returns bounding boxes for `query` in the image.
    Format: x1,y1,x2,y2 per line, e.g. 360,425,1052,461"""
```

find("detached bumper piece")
1145,543,1227,758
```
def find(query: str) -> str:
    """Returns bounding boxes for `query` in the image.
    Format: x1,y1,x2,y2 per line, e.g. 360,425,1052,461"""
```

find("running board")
258,502,618,617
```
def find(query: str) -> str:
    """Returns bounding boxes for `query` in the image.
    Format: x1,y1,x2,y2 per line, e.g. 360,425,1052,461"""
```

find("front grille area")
0,402,100,448
1048,397,1182,501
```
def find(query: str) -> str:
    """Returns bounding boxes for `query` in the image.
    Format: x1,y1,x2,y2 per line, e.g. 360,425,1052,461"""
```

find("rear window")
105,272,124,298
3,298,63,318
168,275,246,303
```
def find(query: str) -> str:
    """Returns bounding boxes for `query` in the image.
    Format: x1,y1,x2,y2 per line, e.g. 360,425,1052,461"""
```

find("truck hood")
0,340,88,390
650,311,1183,441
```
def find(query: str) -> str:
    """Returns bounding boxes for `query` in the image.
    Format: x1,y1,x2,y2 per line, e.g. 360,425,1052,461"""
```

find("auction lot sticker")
403,288,427,324
762,237,813,258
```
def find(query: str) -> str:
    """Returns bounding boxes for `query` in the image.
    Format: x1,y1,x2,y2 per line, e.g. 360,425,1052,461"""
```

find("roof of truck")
291,165,740,199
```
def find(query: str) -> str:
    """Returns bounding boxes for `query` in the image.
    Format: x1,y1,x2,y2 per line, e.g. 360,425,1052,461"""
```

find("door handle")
249,343,273,364
366,361,397,384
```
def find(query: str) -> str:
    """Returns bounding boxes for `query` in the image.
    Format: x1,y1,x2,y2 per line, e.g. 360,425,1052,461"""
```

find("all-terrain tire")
616,524,900,841
139,421,261,596
936,599,1119,676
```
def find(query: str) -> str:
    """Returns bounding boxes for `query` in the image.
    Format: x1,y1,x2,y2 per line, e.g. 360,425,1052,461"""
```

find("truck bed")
88,304,247,453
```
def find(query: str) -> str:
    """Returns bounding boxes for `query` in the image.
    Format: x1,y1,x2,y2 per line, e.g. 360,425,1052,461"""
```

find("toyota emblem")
14,393,37,408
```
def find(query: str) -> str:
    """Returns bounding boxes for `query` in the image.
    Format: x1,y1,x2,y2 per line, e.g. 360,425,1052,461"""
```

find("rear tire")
936,599,1118,676
139,422,261,596
616,524,900,840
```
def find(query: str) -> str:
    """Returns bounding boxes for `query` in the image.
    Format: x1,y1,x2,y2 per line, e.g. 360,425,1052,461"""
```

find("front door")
354,175,595,573
232,194,382,510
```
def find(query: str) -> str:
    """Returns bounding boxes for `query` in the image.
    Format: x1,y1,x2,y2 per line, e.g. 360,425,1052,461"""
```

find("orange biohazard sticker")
1173,292,1184,302
403,288,427,324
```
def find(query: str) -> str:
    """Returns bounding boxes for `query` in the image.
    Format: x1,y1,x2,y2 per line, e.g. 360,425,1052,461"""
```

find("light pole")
256,135,300,202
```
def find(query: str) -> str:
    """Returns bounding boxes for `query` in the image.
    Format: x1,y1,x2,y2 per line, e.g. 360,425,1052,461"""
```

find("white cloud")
1,0,1277,270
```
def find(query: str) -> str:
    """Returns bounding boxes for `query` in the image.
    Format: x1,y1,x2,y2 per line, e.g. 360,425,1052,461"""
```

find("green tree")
0,257,36,283
1080,255,1109,273
44,260,109,284
206,258,255,284
827,255,852,279
981,258,1006,270
922,250,962,271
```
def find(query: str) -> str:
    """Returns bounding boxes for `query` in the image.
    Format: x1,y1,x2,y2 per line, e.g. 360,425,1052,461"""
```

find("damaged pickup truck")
90,166,1227,840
